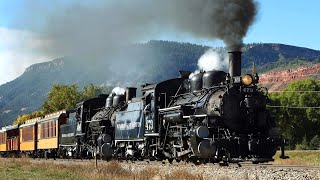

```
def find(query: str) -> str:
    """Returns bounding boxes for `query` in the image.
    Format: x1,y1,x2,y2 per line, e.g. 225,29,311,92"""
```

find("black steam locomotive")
56,51,285,164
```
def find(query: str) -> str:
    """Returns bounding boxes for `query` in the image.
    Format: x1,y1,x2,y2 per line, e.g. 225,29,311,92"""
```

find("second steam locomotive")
0,51,286,164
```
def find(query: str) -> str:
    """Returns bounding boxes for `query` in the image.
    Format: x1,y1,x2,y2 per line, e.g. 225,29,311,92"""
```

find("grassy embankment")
0,151,319,180
0,158,205,180
273,150,320,166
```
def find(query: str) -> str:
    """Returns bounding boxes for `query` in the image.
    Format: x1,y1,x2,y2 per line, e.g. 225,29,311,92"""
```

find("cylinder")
113,95,125,106
197,140,216,158
190,73,203,92
126,87,137,102
203,70,226,88
228,51,242,78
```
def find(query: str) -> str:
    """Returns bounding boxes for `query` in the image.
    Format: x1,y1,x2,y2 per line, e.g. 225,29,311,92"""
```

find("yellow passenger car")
19,122,37,151
37,111,65,150
5,125,20,151
0,128,6,152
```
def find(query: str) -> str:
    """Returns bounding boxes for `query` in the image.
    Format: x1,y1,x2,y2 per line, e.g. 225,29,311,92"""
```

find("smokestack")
228,51,242,78
125,87,137,102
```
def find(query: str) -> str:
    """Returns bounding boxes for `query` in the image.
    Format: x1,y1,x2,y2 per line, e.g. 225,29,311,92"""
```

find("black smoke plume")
44,0,257,58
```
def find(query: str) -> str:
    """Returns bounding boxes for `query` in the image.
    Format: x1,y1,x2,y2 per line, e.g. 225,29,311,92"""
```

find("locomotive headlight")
241,74,253,86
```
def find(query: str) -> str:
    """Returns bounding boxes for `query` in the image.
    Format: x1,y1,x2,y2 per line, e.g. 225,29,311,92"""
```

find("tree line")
268,78,320,150
13,84,112,125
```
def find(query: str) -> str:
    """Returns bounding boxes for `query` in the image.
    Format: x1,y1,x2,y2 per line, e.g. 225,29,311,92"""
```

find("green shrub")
309,135,320,150
295,136,309,150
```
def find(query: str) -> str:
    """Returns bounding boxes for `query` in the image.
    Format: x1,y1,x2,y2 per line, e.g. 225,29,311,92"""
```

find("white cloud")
0,27,56,85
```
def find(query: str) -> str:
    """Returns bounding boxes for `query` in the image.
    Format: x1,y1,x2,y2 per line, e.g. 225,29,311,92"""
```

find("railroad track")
19,158,320,170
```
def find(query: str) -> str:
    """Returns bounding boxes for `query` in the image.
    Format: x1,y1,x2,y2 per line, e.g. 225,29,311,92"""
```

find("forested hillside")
242,43,320,73
1,40,320,126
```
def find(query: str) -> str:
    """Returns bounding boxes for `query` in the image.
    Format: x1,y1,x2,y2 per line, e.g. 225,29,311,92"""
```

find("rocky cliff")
259,64,320,91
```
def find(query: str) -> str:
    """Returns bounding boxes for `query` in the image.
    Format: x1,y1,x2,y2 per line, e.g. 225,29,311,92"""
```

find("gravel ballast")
120,162,320,180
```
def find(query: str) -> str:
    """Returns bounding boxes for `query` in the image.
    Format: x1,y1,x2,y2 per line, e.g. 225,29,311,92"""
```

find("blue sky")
0,0,320,85
244,1,320,50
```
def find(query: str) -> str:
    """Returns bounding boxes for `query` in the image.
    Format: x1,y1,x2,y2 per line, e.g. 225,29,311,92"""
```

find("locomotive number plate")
242,87,254,93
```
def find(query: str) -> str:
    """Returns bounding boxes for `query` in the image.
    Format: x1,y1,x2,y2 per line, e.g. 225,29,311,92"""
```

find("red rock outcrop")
259,64,320,91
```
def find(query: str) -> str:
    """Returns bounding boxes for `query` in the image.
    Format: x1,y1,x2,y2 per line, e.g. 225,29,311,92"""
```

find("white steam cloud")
198,49,228,72
190,48,228,78
111,87,126,95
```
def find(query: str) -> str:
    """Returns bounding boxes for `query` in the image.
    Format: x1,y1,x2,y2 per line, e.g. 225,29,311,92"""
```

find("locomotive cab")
76,96,107,135
58,96,107,158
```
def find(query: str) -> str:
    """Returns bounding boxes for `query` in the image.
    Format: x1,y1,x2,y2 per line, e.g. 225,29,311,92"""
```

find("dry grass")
273,150,320,166
0,158,212,180
5,155,304,180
